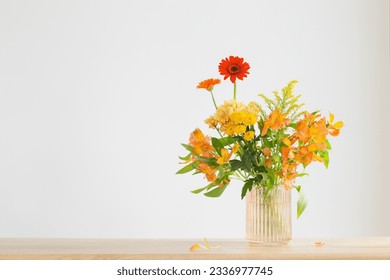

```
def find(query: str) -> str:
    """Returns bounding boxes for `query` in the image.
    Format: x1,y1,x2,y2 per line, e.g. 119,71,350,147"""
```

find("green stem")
237,169,249,180
210,90,218,109
216,128,232,148
233,82,237,100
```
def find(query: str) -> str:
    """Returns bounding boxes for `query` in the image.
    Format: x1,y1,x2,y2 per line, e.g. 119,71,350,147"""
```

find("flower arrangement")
177,56,343,217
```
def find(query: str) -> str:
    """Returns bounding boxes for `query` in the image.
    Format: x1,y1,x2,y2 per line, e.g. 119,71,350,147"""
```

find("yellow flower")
233,125,246,134
242,113,257,125
204,100,261,135
225,125,235,135
243,131,255,141
229,111,245,124
232,143,240,153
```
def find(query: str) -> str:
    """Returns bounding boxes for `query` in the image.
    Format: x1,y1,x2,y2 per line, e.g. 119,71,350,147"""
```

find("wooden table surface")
0,237,389,260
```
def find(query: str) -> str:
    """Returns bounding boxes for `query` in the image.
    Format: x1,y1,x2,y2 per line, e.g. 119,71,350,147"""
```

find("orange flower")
281,146,293,164
218,56,250,83
197,78,221,91
292,112,327,144
198,163,217,183
261,109,290,136
294,119,311,143
217,148,232,165
310,118,328,143
189,128,215,158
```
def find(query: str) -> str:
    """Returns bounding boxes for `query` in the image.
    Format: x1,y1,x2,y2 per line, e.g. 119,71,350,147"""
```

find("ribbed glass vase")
246,186,292,244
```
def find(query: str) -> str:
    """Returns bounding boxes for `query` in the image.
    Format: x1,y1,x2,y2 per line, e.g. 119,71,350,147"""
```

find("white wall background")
0,0,389,238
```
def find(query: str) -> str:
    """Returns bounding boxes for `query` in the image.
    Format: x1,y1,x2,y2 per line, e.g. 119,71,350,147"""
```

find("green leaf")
241,151,252,172
179,153,191,161
289,123,298,129
294,185,301,192
181,143,194,152
219,137,236,146
176,163,195,174
297,191,308,219
191,185,210,194
241,180,254,199
204,184,227,197
325,139,332,150
318,150,329,168
296,173,309,177
229,159,242,171
193,155,217,166
211,137,223,155
311,110,321,115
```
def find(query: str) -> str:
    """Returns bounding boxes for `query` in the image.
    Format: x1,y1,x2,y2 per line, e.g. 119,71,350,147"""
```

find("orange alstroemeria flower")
198,163,217,183
197,78,221,91
217,148,232,165
293,112,328,144
310,118,328,143
189,128,216,158
261,109,290,136
281,161,298,190
218,56,250,83
281,146,295,165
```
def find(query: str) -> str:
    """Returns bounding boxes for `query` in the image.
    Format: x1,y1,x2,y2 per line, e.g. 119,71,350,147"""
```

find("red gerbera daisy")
218,56,250,83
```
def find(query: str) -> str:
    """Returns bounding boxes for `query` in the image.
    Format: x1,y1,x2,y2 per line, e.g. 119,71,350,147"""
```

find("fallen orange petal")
189,244,203,251
189,238,221,252
312,241,325,247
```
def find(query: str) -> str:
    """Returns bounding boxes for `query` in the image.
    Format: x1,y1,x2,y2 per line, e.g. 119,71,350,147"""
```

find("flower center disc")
229,64,240,74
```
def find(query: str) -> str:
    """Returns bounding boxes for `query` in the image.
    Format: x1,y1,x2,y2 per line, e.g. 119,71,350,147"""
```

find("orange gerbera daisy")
218,56,250,83
197,78,221,91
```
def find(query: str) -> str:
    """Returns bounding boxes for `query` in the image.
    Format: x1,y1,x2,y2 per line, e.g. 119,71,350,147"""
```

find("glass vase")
246,186,292,244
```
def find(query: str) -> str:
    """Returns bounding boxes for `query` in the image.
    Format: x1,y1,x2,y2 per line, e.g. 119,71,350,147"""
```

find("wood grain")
0,237,389,260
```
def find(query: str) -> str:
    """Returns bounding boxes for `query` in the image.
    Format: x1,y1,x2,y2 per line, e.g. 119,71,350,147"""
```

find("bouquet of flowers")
177,56,343,217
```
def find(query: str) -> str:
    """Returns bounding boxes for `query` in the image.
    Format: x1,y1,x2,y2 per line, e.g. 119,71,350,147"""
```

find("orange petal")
261,122,270,136
261,148,271,157
281,138,291,146
329,129,340,136
329,112,334,124
189,244,202,251
312,241,325,247
334,121,344,129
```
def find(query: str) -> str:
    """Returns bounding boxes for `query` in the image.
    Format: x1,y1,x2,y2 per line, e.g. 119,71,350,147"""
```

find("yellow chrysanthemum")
242,113,257,125
233,125,246,134
232,143,240,153
243,131,255,141
204,100,261,135
229,111,246,124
